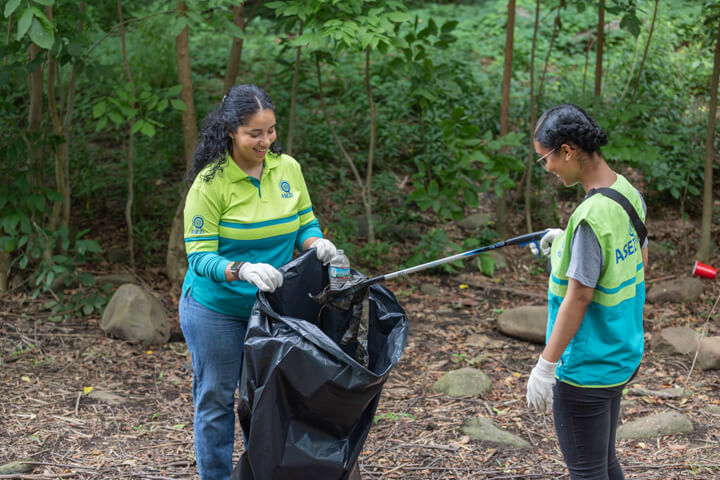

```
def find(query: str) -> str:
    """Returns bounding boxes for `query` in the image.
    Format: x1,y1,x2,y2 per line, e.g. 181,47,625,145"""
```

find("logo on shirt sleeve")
191,215,205,234
280,180,293,199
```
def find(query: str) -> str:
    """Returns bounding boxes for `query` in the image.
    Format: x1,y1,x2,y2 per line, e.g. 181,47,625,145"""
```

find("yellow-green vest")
548,174,645,387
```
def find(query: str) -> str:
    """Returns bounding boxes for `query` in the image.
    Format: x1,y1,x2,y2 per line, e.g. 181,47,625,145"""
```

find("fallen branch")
455,276,546,300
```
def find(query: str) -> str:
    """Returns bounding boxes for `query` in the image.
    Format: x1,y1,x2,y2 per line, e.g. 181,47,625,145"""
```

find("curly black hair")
186,84,282,184
533,104,608,154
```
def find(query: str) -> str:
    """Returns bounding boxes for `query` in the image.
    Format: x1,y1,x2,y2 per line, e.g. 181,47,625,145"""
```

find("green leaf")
140,122,156,137
33,0,55,5
109,111,122,124
167,84,182,96
82,304,94,316
29,17,54,49
131,119,144,134
171,99,187,111
95,116,108,132
157,98,168,112
92,101,106,118
4,0,21,18
17,8,34,39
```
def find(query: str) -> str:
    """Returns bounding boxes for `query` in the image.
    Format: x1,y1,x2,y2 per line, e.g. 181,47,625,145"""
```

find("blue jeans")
179,293,248,480
553,381,625,480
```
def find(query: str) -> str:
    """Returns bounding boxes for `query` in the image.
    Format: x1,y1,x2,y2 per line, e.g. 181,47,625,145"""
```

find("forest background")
1,0,720,313
2,1,720,479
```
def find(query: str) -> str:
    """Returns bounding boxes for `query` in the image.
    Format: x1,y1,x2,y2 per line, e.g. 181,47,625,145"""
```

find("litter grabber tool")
310,229,549,311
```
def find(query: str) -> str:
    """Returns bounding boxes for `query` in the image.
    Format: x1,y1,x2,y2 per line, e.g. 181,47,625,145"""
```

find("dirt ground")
2,214,720,480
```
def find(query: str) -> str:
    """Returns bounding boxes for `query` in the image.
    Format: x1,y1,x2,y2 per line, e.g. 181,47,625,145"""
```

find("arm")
542,278,595,362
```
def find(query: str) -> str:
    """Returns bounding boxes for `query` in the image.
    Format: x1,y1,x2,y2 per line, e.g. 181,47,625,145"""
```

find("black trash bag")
232,250,408,480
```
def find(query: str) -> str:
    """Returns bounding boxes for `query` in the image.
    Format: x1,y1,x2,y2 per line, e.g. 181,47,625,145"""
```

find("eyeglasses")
535,148,556,170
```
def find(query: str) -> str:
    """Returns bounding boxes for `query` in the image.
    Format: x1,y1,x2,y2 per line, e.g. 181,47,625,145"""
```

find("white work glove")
529,228,563,256
238,263,284,293
526,354,558,414
310,238,337,265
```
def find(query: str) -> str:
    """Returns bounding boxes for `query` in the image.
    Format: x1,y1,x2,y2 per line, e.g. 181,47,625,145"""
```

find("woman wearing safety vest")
526,103,648,480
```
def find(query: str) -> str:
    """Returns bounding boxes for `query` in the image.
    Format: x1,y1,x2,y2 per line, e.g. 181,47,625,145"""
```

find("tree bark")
364,46,377,243
175,1,198,171
286,20,303,156
27,43,43,189
523,0,541,233
118,0,136,269
222,5,245,95
594,1,605,99
496,0,516,237
630,0,659,103
222,1,261,95
168,0,199,287
698,20,720,262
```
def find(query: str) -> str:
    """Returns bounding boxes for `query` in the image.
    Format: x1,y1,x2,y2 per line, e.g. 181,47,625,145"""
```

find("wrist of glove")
526,354,558,414
237,262,284,293
310,238,337,265
529,228,563,256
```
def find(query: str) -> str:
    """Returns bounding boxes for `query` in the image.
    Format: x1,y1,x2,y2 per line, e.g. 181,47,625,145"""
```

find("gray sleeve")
637,188,648,249
566,221,603,288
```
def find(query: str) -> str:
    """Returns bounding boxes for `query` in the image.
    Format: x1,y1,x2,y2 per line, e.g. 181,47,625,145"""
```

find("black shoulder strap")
587,187,648,246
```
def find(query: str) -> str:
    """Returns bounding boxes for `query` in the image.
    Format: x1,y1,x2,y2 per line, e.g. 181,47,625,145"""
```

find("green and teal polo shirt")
547,174,646,387
182,152,322,316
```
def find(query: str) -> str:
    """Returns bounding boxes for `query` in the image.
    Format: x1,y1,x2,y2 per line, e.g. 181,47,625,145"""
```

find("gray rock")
457,213,492,231
96,273,139,286
697,336,720,370
420,283,442,295
650,327,701,355
627,386,687,399
432,367,492,398
88,390,125,405
100,284,170,346
461,416,530,448
706,405,720,416
647,240,672,262
465,334,491,348
497,306,547,344
617,411,693,440
646,277,703,303
475,251,508,273
0,460,35,474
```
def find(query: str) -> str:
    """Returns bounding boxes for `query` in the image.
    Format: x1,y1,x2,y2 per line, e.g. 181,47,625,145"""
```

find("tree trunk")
315,57,372,240
524,0,541,233
167,0,199,287
630,0,659,103
286,20,303,156
698,20,720,262
222,5,245,95
118,0,136,269
175,1,198,171
364,46,376,244
594,1,604,99
27,43,43,189
496,0,516,237
222,1,261,95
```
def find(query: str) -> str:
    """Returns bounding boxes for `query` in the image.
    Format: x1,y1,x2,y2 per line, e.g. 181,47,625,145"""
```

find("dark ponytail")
533,104,608,154
186,84,282,184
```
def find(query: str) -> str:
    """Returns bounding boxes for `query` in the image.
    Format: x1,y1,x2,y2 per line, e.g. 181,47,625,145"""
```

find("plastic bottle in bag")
329,249,351,289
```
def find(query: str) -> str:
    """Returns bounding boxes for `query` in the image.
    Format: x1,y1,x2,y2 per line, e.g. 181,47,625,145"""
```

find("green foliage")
405,228,462,273
373,411,416,424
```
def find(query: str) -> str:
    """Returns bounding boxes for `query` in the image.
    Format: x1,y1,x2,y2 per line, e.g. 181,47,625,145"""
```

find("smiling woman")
178,84,339,480
525,103,649,480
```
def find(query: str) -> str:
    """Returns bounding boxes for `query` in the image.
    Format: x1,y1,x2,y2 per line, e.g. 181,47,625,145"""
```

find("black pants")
552,381,625,480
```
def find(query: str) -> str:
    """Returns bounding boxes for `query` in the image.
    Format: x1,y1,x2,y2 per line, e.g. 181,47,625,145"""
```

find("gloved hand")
529,228,563,256
310,238,337,265
526,354,558,413
238,263,284,292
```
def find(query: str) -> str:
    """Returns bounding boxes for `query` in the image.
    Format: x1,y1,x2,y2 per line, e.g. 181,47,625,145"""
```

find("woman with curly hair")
525,104,648,480
179,84,338,479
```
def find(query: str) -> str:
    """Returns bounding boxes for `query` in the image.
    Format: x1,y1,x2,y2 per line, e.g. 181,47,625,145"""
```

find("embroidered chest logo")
280,180,293,199
191,215,205,234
